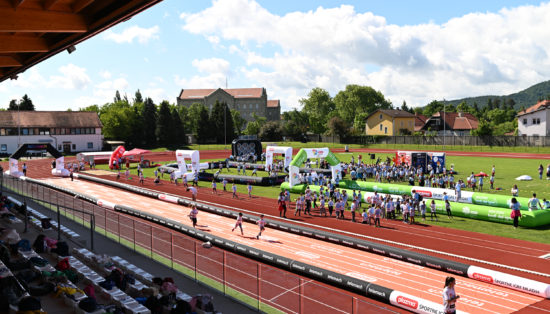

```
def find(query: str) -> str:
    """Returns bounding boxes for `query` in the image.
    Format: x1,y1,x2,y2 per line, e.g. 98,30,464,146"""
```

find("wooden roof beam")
42,0,60,10
72,0,94,13
12,0,26,9
0,35,49,53
0,7,88,33
0,56,22,67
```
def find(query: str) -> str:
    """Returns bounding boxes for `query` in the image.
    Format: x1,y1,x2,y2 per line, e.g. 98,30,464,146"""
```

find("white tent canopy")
265,146,293,171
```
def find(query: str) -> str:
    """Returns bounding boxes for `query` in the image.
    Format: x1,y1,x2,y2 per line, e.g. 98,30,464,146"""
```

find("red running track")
40,177,550,313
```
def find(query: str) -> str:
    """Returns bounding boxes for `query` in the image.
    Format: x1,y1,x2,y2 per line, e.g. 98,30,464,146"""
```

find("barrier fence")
2,176,396,314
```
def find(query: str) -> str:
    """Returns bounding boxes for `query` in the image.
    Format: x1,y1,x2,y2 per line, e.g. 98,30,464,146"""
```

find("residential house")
365,109,415,135
517,100,550,136
421,112,478,136
414,113,428,133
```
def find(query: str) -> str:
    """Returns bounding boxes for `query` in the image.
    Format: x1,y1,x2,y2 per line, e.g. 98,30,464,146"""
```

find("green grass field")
93,148,550,243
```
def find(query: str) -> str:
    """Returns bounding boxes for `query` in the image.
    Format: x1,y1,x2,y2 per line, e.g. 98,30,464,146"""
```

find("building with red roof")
517,100,550,136
420,111,479,136
177,88,280,122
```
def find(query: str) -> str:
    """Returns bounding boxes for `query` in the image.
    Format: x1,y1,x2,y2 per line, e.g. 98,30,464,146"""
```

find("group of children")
188,206,267,240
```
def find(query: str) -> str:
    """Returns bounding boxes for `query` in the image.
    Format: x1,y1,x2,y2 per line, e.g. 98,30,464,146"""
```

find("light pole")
443,102,446,148
224,103,227,149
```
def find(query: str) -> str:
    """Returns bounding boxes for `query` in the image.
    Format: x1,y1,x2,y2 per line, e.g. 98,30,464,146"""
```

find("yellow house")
365,109,415,135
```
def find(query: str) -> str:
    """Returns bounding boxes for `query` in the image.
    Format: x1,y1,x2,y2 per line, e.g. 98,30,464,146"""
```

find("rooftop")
0,111,102,128
517,100,550,116
179,88,265,99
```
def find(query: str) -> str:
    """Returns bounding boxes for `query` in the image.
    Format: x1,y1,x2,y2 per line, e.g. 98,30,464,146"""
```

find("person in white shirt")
256,215,266,239
528,193,542,211
443,277,460,314
188,206,198,228
232,213,244,235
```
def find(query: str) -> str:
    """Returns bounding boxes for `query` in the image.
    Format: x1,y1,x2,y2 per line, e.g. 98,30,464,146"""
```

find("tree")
79,104,100,112
231,109,247,136
114,90,122,103
8,99,18,110
171,106,186,146
156,100,172,146
196,105,212,143
100,100,136,141
326,116,349,138
142,98,157,146
299,87,334,134
471,119,493,136
282,109,308,140
333,85,391,125
209,101,234,144
259,121,283,141
8,94,35,111
134,89,144,105
401,100,413,113
422,100,444,117
187,103,205,136
244,113,267,135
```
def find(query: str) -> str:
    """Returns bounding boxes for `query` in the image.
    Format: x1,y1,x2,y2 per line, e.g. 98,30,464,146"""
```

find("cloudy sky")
1,0,550,111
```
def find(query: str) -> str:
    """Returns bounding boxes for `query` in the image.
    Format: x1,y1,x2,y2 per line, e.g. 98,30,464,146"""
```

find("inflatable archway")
265,146,293,171
109,145,125,170
172,150,209,180
288,148,341,186
5,143,69,177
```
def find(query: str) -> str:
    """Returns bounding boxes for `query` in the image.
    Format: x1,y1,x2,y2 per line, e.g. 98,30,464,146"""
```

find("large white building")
0,111,103,155
517,100,550,136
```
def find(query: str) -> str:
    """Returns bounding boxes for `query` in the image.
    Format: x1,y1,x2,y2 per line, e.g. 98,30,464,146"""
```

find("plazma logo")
292,172,299,179
472,273,493,283
462,207,470,214
312,149,318,156
396,296,418,309
97,201,103,207
416,190,432,197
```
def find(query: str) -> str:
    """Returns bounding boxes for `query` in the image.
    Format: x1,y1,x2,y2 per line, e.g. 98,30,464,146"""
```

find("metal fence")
2,176,396,314
344,135,550,147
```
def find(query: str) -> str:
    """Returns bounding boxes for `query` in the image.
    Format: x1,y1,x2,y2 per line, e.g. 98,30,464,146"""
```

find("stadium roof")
0,0,163,83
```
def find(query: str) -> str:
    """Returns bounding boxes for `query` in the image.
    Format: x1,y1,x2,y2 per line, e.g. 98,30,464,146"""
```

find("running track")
39,177,549,313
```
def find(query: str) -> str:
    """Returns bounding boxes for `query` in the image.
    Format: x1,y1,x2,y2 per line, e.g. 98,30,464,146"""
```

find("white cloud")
99,70,112,79
181,0,550,109
192,57,230,74
48,64,91,90
103,25,160,44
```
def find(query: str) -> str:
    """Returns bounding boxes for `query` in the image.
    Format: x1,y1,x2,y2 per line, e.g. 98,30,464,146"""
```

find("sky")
1,0,550,112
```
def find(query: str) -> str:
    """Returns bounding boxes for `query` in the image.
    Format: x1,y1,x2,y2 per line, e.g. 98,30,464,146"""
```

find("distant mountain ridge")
441,80,550,110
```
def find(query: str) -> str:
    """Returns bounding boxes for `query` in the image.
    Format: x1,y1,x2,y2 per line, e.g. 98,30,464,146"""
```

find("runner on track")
256,214,266,239
443,277,460,314
232,183,238,199
232,212,244,235
188,205,198,228
211,180,217,195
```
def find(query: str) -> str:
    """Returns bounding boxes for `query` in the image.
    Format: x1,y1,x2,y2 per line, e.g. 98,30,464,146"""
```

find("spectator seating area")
1,194,220,314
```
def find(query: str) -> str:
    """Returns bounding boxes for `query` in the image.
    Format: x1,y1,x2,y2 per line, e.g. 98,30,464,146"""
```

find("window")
70,128,75,135
90,128,96,134
533,118,537,124
58,145,62,150
523,119,527,125
22,128,29,135
400,121,403,127
72,144,76,150
75,128,81,134
256,104,259,109
1,144,6,151
537,118,541,124
39,128,49,135
379,114,383,119
379,124,383,131
0,129,4,136
384,127,388,134
409,121,412,127
87,142,93,149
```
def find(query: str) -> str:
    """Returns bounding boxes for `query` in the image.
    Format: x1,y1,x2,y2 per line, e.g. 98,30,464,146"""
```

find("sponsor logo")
159,194,166,200
97,200,103,206
416,190,432,197
472,273,494,283
396,296,418,309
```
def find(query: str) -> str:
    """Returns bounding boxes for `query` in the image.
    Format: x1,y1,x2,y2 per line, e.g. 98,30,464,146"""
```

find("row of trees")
80,90,244,146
